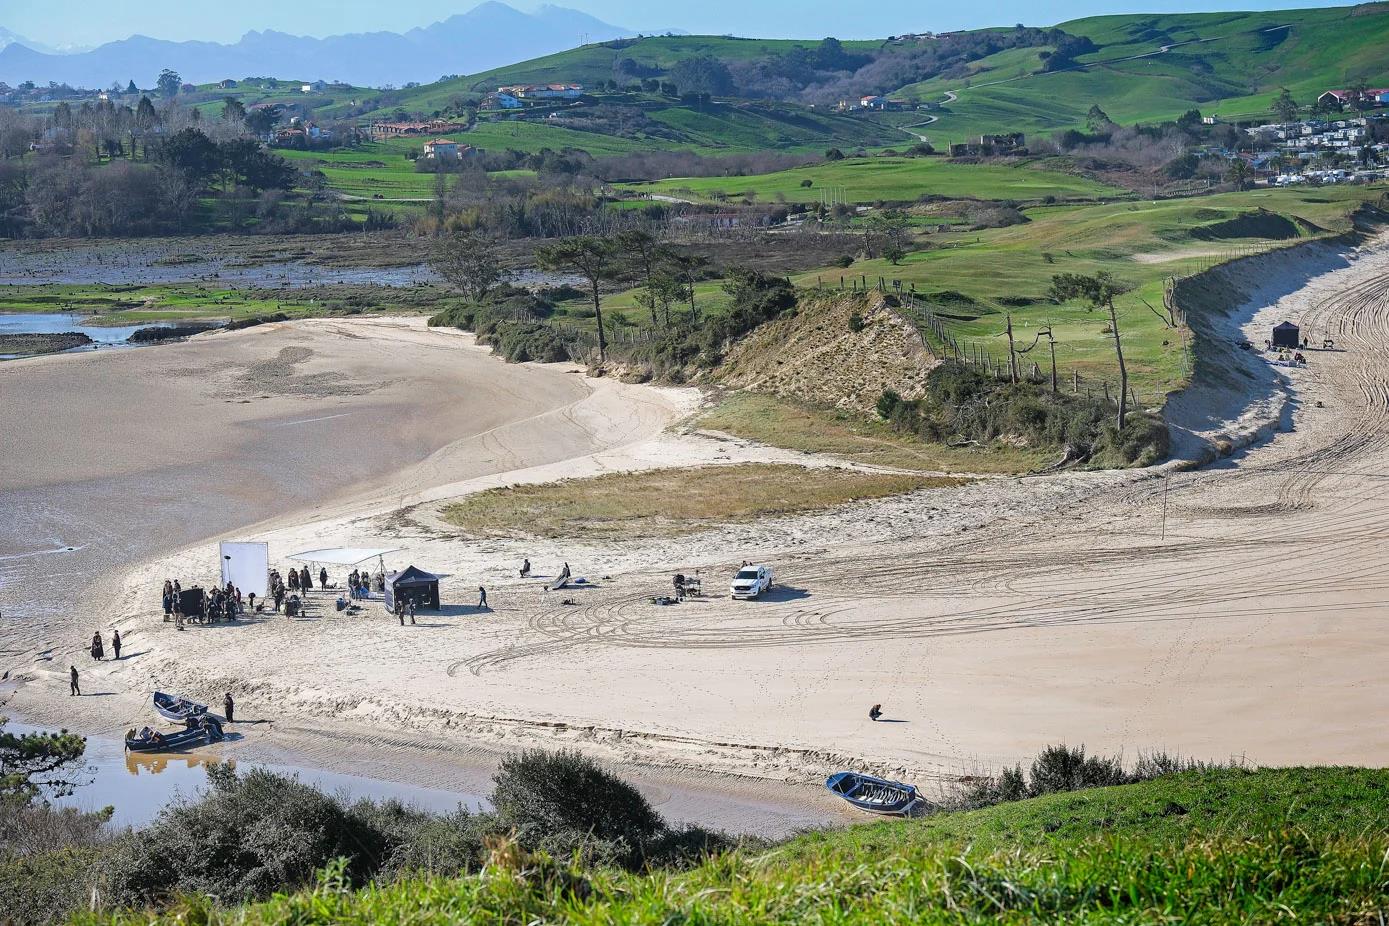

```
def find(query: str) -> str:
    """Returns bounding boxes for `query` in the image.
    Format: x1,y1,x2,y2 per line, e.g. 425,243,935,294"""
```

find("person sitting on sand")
869,704,883,722
520,559,531,578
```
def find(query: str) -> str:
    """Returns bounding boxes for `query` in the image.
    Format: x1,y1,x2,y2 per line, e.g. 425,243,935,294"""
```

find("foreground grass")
95,768,1389,924
699,391,1046,474
441,463,960,538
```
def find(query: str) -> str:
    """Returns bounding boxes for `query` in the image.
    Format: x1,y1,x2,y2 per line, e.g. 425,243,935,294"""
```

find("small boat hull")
826,771,919,815
125,726,213,753
153,690,207,722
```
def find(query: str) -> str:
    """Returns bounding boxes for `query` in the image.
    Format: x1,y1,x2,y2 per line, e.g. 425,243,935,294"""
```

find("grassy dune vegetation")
795,186,1382,401
441,463,960,538
621,155,1126,204
698,391,1048,473
88,767,1389,925
907,6,1389,139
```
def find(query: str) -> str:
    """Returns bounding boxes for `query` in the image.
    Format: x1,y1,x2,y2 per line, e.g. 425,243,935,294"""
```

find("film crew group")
161,578,254,626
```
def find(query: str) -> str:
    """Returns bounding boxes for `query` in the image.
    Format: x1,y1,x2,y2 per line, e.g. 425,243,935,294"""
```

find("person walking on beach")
477,586,488,610
112,629,121,660
224,693,235,723
69,665,80,696
90,632,104,661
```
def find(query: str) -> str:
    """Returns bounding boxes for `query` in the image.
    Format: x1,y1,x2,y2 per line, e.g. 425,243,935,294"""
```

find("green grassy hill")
91,767,1389,924
905,4,1389,141
398,35,886,107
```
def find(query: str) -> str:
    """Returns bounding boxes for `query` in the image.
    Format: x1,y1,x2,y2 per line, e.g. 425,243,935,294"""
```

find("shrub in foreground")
492,749,663,866
103,765,393,906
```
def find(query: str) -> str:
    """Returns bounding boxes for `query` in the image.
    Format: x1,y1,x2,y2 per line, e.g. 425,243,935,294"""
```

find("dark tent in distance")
178,587,206,618
1272,321,1300,349
383,566,440,611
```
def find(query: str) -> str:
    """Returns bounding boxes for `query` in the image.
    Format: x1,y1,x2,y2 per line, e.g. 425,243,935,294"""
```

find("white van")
730,564,773,599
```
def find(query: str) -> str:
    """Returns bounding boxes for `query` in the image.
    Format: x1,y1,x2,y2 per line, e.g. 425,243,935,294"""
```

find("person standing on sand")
300,566,311,594
112,629,121,660
224,693,235,723
478,586,488,610
319,567,328,590
69,665,80,696
288,569,299,594
90,632,104,661
408,599,416,625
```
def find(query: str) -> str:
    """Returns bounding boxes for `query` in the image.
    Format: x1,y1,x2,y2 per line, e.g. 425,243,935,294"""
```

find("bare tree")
429,233,506,302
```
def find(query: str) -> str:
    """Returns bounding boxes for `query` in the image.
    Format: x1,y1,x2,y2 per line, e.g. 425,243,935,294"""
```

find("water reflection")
11,724,485,829
124,750,230,777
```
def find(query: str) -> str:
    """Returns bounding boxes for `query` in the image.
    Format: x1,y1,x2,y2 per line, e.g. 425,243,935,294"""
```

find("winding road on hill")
921,23,1293,128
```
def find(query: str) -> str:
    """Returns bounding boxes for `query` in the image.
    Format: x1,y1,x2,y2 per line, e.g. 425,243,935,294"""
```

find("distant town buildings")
369,119,468,139
497,83,584,100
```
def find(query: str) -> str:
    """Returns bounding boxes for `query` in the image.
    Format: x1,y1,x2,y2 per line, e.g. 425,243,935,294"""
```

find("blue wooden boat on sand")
825,771,919,815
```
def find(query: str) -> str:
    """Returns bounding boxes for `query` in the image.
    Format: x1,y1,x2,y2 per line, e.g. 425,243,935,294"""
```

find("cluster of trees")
0,124,300,237
430,230,711,362
0,78,320,237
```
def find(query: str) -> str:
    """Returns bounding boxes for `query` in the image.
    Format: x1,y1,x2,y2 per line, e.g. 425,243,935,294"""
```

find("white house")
423,138,460,160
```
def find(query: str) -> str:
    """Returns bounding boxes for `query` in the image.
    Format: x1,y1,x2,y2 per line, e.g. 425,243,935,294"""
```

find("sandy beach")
5,237,1389,829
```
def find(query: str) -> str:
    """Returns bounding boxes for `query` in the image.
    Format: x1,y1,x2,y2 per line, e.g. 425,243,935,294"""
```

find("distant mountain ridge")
0,2,630,88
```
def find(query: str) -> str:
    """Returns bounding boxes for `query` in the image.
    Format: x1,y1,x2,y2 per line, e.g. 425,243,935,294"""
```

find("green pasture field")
619,155,1127,205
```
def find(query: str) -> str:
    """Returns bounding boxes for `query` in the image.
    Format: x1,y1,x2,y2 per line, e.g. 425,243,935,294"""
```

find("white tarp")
286,547,399,566
219,541,269,598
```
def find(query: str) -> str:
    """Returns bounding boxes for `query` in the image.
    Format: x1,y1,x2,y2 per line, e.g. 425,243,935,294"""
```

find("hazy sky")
4,0,1357,48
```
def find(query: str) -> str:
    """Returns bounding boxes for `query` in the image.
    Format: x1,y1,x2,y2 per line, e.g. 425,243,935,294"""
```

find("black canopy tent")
383,566,440,611
178,587,206,618
1272,321,1300,349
